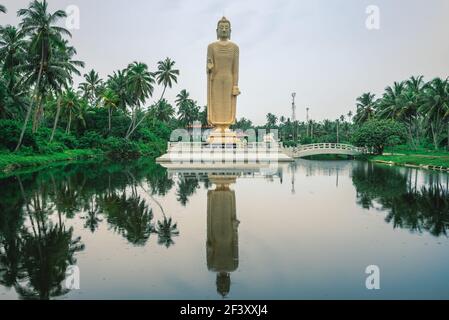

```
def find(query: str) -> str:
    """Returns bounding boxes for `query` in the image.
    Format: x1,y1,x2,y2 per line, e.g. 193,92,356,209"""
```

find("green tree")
0,4,6,13
61,89,80,134
149,98,174,123
79,69,103,106
154,57,179,102
124,61,154,139
101,88,119,132
266,113,277,129
15,0,72,150
0,25,27,91
354,92,377,124
352,119,407,155
420,77,449,150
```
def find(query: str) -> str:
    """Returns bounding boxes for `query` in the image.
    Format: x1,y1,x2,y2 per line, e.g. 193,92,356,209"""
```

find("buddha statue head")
216,16,231,40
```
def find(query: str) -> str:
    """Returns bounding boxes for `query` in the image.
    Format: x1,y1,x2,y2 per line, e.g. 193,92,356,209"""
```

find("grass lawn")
0,149,100,174
370,145,449,169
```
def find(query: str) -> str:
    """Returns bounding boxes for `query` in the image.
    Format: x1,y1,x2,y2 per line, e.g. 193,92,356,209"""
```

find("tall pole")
306,107,310,137
337,120,339,144
292,93,297,142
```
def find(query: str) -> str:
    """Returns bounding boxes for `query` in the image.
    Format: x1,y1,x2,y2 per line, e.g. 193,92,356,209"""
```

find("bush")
0,119,36,151
78,131,105,149
102,137,141,160
36,142,65,154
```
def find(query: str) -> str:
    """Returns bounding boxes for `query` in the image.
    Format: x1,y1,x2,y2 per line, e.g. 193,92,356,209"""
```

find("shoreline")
0,149,102,176
368,154,449,172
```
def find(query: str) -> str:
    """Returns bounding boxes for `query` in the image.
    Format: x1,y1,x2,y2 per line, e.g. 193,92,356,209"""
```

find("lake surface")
0,159,449,300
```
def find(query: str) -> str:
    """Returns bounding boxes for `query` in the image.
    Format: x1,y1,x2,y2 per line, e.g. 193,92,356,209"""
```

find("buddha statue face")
216,17,231,40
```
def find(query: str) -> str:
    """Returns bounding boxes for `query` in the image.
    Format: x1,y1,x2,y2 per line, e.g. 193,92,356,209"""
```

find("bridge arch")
284,143,369,158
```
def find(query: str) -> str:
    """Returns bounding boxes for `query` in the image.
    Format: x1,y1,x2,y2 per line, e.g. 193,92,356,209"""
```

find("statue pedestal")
207,129,242,145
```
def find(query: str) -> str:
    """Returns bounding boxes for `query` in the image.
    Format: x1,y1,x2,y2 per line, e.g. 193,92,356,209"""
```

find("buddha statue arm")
232,45,240,96
207,44,214,74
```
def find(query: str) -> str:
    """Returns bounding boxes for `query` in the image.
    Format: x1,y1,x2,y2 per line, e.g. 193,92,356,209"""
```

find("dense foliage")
0,0,205,160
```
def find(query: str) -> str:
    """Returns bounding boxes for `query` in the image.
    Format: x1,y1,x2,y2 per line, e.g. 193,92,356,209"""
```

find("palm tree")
129,58,179,134
101,88,119,132
15,0,71,150
377,82,406,121
61,89,80,134
266,113,278,129
420,78,449,150
176,89,198,127
124,61,154,139
78,69,103,106
154,57,179,102
107,69,130,112
0,4,6,13
0,26,27,91
175,89,190,106
354,92,377,124
48,41,84,142
149,98,174,123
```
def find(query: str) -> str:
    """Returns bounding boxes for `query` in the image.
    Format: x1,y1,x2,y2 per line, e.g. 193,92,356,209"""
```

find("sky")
2,0,449,125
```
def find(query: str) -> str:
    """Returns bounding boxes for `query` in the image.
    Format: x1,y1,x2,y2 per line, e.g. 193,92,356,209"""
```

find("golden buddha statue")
207,17,241,144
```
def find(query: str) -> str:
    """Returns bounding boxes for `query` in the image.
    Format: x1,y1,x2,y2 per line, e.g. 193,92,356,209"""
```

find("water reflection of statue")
206,175,239,297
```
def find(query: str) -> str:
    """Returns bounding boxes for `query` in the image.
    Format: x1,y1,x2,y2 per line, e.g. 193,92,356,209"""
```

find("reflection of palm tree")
81,197,102,233
16,222,84,300
156,217,179,248
418,184,449,237
12,180,85,300
100,192,154,246
176,176,200,206
0,178,26,288
352,162,449,237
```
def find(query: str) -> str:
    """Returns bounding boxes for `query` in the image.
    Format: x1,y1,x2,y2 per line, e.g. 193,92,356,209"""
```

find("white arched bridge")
283,143,370,158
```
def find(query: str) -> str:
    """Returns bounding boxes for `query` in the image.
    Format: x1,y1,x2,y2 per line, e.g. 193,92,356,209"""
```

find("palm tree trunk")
125,106,135,138
431,122,438,150
66,109,72,134
108,106,112,132
128,87,168,139
50,96,62,142
15,53,44,152
447,121,449,151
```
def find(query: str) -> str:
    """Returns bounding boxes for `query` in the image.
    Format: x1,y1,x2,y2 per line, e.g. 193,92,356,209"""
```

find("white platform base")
156,142,293,169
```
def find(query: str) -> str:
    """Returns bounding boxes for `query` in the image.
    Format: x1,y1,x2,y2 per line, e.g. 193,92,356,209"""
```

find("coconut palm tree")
61,89,80,134
354,92,377,124
124,61,154,139
420,77,449,150
101,88,119,132
107,69,130,112
176,89,199,127
149,98,174,123
266,113,277,129
0,4,6,13
78,69,103,106
15,0,71,150
377,82,406,121
47,40,84,142
400,76,425,147
154,57,179,101
128,57,179,134
0,26,27,91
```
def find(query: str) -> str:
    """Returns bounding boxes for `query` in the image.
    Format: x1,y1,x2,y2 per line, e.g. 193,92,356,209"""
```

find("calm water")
0,159,449,300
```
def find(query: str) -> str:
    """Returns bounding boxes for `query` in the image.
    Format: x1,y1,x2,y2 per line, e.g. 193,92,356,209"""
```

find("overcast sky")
2,0,449,124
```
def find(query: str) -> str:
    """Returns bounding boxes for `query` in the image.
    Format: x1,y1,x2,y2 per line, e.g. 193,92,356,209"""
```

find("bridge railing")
283,143,372,155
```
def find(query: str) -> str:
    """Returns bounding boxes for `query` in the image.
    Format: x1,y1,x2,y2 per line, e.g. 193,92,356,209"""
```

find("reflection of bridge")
283,143,370,158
